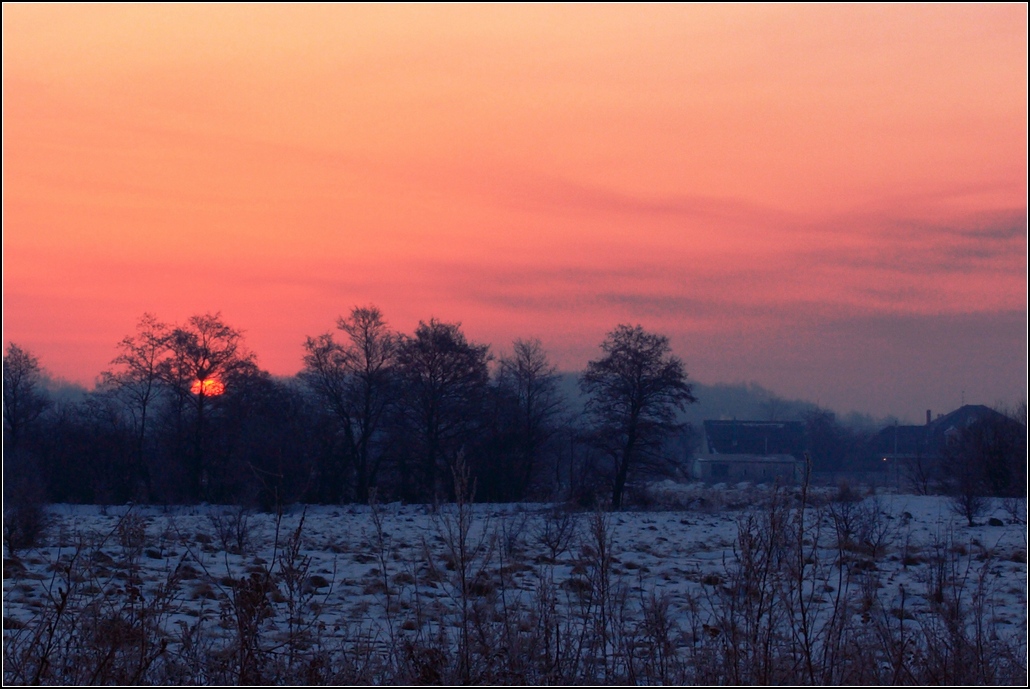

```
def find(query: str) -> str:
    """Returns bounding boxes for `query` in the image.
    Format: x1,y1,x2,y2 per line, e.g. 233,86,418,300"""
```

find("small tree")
3,343,52,452
940,414,1023,525
941,428,988,526
580,325,697,510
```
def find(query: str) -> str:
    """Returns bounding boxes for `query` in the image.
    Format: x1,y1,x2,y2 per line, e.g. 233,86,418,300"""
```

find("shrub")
3,502,49,555
208,506,252,555
534,506,579,561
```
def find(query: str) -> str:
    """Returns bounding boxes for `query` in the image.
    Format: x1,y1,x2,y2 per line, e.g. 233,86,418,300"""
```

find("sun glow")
190,378,225,396
2,5,1025,419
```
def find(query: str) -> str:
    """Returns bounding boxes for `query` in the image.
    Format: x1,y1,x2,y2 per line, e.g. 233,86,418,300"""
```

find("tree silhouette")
301,306,398,502
495,338,564,499
580,325,697,509
3,343,51,453
162,313,257,501
395,319,490,501
942,411,1027,525
3,344,53,528
99,313,170,499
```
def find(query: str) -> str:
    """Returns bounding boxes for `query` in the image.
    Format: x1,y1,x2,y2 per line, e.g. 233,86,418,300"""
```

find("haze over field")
3,4,1027,420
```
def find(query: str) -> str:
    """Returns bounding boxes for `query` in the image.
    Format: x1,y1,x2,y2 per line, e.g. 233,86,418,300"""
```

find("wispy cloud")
503,175,795,226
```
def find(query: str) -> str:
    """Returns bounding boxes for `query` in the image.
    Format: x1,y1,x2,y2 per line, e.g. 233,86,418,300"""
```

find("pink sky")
3,5,1027,419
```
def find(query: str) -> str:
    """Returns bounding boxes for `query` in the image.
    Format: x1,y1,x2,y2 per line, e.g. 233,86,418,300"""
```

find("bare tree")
2,343,52,549
98,313,170,498
942,429,989,526
580,325,697,510
3,342,52,452
941,412,1025,525
162,313,257,500
395,319,491,502
301,306,397,502
496,338,564,499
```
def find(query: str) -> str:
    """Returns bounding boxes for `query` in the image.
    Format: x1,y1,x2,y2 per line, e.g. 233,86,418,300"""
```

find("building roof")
870,424,928,457
872,405,1015,459
694,453,800,464
927,405,1008,442
702,420,805,458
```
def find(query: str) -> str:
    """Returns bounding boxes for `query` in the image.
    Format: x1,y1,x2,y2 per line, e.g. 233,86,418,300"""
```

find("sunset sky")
3,4,1027,420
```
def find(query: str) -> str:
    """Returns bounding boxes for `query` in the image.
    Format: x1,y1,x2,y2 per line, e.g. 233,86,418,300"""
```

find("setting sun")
190,378,225,396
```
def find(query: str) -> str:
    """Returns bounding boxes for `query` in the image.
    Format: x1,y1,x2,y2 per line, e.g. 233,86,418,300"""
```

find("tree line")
5,309,1024,512
3,309,697,509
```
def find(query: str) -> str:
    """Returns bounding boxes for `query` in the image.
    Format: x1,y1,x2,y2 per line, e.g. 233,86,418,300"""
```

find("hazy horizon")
31,348,1016,430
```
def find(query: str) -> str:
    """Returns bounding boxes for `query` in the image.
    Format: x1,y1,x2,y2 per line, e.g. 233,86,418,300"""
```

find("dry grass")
3,487,1027,685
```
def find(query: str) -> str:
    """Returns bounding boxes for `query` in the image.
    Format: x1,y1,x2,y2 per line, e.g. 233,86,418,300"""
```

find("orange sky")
3,4,1027,419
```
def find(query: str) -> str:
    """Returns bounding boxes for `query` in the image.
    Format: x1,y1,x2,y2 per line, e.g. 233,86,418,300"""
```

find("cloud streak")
3,5,1025,418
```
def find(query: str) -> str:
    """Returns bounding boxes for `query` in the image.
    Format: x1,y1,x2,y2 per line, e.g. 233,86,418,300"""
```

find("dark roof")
927,405,1010,444
695,453,800,464
871,424,929,457
872,405,1016,458
702,420,806,458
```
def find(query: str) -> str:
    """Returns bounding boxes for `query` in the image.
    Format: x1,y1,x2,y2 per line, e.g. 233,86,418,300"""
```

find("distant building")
692,420,807,483
872,405,1014,463
872,405,1024,490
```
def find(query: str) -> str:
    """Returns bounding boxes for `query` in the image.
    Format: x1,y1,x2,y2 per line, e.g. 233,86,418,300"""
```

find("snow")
4,485,1027,680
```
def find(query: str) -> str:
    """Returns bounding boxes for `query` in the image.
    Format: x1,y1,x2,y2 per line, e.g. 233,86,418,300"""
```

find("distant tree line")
4,309,1024,510
3,310,699,510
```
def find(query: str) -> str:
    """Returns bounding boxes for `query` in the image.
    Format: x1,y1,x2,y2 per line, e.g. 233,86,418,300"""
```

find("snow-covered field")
4,483,1027,684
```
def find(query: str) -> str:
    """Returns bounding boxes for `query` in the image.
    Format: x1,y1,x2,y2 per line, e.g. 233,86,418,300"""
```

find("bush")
2,464,49,555
208,506,252,555
534,506,579,561
2,501,49,554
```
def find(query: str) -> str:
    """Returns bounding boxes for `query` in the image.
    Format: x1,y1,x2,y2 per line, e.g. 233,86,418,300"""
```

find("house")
692,420,807,484
872,405,1025,491
872,405,1014,463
